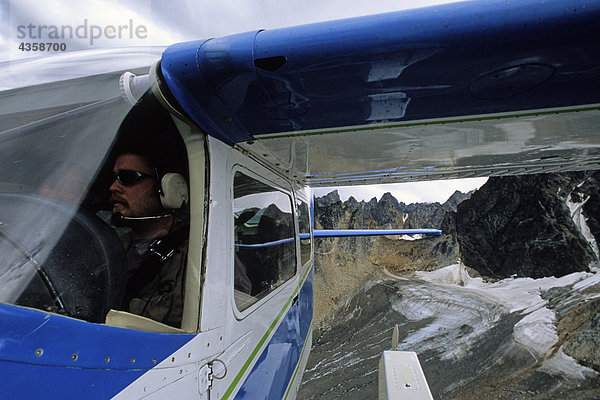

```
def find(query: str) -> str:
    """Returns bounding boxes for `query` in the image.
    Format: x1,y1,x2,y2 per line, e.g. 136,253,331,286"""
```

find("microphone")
120,214,173,220
111,212,173,227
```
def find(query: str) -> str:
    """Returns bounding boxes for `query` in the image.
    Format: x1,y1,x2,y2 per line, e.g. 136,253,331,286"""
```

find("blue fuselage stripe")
234,267,314,399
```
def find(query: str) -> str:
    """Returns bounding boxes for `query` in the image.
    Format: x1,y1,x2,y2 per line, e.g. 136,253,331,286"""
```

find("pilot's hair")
113,92,187,177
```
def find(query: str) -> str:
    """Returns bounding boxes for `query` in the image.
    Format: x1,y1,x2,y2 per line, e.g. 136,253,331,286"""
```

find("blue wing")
159,0,600,186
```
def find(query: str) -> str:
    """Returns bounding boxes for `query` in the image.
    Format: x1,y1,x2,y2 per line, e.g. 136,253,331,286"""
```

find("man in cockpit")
109,148,188,328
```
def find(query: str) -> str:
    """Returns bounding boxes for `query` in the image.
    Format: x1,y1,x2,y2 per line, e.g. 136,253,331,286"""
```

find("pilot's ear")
160,173,188,209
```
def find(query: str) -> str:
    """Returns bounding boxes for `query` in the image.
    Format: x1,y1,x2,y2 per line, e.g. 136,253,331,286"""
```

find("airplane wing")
157,0,600,187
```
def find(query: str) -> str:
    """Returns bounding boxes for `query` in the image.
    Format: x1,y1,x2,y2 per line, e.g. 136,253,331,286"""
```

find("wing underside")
242,105,600,187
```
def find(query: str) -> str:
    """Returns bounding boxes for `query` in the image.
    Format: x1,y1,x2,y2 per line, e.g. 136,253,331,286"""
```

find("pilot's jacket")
122,221,188,328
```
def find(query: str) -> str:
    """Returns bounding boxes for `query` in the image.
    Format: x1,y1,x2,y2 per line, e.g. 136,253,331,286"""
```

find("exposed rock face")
315,189,471,231
312,172,600,378
441,172,600,374
315,174,600,283
443,173,599,279
312,189,465,328
573,172,600,247
544,282,600,374
406,190,471,229
316,191,405,231
561,299,600,372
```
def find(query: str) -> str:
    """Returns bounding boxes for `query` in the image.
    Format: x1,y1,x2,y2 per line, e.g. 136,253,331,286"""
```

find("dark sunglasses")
113,169,156,186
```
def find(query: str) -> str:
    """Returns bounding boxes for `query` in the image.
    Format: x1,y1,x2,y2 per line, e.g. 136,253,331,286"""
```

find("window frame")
231,165,299,319
295,190,313,269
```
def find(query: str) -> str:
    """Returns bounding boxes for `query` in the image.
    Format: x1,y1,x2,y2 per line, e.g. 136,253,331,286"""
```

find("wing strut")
312,229,441,238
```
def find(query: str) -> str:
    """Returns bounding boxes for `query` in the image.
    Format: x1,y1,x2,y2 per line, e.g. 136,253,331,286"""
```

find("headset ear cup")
160,173,188,209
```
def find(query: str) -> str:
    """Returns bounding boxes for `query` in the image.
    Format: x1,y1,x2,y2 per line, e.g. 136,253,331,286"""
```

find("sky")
313,177,488,204
2,0,469,61
0,0,468,61
1,0,482,204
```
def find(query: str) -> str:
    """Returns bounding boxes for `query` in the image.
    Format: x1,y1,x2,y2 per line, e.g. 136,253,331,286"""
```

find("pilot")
109,149,188,328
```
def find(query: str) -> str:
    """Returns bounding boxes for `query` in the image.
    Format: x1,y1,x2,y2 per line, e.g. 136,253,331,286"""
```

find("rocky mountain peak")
443,173,599,279
444,190,472,212
346,196,359,208
379,192,400,209
315,189,341,208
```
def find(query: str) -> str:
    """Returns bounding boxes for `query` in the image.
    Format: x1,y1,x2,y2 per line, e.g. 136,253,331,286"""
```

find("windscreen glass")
0,80,133,322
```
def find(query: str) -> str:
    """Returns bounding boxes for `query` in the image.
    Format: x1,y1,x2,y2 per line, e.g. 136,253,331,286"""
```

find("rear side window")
233,172,296,311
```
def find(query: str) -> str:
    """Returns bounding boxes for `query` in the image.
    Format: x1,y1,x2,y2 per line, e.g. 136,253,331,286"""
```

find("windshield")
0,74,135,322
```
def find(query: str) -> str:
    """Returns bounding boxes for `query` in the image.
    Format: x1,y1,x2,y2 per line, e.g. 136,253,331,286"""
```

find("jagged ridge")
312,172,600,376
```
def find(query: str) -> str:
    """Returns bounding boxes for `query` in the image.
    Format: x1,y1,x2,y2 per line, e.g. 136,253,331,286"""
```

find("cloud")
2,0,465,61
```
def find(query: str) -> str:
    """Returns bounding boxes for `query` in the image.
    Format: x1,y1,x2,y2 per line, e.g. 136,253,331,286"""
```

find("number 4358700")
19,42,67,51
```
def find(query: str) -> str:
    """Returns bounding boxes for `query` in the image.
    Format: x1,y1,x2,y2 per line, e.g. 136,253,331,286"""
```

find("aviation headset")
157,170,189,210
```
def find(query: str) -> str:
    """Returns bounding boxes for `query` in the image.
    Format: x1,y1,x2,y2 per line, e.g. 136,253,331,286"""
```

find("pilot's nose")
109,177,123,193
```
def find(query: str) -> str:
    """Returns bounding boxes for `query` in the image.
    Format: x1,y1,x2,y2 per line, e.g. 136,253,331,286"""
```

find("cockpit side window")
233,171,296,311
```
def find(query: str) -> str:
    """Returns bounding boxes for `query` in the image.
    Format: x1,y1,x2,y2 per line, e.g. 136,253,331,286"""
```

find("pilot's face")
110,153,163,218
